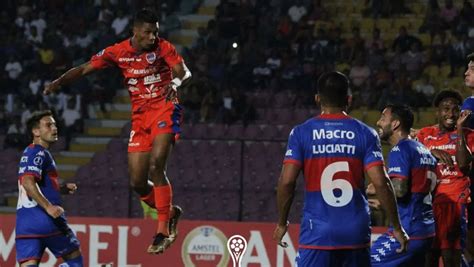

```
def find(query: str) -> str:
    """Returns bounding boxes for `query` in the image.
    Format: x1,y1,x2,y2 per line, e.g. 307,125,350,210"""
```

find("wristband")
171,78,182,87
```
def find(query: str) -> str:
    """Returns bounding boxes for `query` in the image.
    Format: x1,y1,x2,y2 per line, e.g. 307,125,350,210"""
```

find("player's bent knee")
61,250,83,267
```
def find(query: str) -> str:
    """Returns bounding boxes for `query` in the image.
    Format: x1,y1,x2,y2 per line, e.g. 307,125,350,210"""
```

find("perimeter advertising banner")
0,215,386,267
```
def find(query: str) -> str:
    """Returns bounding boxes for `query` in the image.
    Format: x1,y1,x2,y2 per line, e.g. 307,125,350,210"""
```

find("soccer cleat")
169,205,183,242
147,233,173,254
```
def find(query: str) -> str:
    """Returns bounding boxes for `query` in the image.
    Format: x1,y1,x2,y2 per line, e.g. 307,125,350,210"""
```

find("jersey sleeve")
464,129,474,152
387,147,410,179
19,149,45,182
90,45,117,69
160,39,183,67
283,127,303,166
364,127,384,170
462,97,474,111
416,127,429,145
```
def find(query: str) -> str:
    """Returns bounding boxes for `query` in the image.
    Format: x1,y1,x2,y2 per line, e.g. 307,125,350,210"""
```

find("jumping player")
417,90,474,267
16,110,82,267
370,104,436,266
43,9,191,253
273,71,409,266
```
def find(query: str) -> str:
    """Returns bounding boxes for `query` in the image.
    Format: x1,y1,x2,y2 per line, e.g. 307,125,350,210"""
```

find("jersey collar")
317,112,350,119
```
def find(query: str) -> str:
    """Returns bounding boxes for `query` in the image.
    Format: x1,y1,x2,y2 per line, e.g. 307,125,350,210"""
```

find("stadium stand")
1,0,474,227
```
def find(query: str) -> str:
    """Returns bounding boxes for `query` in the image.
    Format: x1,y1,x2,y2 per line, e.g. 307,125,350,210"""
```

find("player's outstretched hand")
430,149,454,167
60,183,78,195
46,205,64,218
273,221,289,248
366,183,376,196
43,80,60,95
458,110,472,127
368,199,381,210
165,82,178,102
392,226,409,253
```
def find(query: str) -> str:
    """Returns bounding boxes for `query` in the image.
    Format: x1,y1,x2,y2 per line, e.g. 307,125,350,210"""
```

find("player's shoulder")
23,144,45,155
462,96,474,110
418,125,439,137
158,38,174,48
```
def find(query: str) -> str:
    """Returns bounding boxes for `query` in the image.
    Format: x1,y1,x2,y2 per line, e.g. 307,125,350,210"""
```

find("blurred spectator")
111,9,130,37
20,104,33,133
61,97,82,149
26,25,43,48
392,26,422,53
30,12,47,38
344,27,365,62
448,34,468,76
252,57,272,90
200,87,220,122
420,1,443,38
440,0,458,30
5,55,23,80
288,0,307,24
429,34,448,66
413,74,435,106
401,42,425,79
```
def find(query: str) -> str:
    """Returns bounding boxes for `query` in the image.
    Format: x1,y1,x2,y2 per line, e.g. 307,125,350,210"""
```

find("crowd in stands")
0,0,182,148
2,0,474,148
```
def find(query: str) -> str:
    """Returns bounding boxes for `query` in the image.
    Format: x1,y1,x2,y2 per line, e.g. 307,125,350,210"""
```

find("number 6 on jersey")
321,161,353,207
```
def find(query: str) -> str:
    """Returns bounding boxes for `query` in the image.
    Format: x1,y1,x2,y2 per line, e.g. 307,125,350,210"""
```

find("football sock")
154,184,172,236
140,189,155,208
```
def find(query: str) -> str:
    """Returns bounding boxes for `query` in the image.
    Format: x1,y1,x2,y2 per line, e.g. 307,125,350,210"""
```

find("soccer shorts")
371,232,433,266
128,102,183,152
433,201,467,250
296,248,370,267
468,182,474,230
16,232,80,264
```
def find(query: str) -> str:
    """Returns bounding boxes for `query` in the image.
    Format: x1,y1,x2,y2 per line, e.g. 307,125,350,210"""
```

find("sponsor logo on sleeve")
33,156,43,166
20,156,28,163
128,78,138,85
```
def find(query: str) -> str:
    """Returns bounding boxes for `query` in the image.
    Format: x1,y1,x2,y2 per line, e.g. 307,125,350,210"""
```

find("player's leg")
425,249,441,267
60,250,83,267
128,151,155,207
441,249,461,267
16,238,43,267
295,248,330,266
146,133,175,254
340,248,370,267
371,232,432,266
45,229,82,266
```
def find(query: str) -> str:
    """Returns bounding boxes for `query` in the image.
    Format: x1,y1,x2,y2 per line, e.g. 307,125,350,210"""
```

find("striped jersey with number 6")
283,113,384,249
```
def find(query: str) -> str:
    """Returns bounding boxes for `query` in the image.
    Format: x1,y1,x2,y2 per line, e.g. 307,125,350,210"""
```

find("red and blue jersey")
16,144,66,238
283,113,384,249
386,139,436,239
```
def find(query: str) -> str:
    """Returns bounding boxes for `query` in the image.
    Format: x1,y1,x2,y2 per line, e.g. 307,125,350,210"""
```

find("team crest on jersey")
146,52,156,64
96,49,105,56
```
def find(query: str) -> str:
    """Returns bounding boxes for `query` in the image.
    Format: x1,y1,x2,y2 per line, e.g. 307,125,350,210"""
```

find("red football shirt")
417,125,474,203
90,38,183,111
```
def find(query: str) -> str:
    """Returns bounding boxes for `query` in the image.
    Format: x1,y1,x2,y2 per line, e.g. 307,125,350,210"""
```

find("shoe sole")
169,205,183,242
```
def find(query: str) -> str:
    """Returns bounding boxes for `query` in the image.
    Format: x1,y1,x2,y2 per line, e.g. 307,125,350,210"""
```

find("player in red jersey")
44,9,191,254
417,90,474,267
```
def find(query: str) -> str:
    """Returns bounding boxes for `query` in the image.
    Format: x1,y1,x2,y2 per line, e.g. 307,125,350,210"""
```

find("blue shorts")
296,248,370,267
16,232,80,264
371,233,433,267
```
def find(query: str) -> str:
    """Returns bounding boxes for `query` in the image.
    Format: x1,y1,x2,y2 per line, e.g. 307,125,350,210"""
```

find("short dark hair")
26,110,53,139
433,89,463,107
316,71,350,107
385,104,414,132
468,52,474,62
133,8,158,26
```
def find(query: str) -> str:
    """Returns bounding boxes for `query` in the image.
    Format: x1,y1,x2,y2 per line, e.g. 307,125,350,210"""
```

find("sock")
59,255,83,267
154,184,172,235
140,189,155,208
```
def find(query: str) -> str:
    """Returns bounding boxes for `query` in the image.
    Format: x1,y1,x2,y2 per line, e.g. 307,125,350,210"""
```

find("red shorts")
128,101,183,152
432,201,467,250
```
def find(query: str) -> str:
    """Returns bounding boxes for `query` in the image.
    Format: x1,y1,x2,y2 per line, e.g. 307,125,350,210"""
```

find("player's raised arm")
43,61,97,95
367,165,409,253
165,61,192,101
22,175,64,218
274,163,301,247
456,110,473,173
